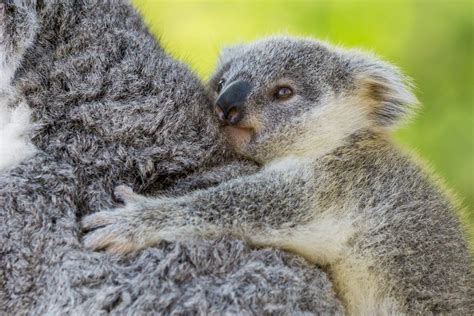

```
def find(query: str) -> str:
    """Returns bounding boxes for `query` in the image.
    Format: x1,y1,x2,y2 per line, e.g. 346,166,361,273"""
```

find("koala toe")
81,211,118,231
88,232,137,255
82,218,141,254
106,240,142,255
114,184,142,203
82,225,121,250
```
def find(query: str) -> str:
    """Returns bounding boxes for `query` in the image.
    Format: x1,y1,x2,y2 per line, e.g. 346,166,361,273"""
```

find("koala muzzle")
215,80,252,125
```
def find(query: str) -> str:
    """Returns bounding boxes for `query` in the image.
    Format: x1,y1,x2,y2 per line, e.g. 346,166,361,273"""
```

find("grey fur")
0,2,342,315
83,36,473,314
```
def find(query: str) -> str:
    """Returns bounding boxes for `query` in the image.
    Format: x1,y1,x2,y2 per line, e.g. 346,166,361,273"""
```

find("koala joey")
82,36,473,314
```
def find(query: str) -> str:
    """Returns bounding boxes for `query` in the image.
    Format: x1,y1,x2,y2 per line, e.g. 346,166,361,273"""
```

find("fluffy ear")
346,50,418,128
217,44,245,67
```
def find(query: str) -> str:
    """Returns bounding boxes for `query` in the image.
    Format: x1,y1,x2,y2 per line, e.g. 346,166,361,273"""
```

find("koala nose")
214,80,252,125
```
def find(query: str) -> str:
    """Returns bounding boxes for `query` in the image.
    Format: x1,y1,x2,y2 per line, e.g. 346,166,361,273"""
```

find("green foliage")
133,0,473,226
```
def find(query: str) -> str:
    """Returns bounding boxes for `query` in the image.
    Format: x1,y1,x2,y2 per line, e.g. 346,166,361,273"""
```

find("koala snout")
215,80,252,125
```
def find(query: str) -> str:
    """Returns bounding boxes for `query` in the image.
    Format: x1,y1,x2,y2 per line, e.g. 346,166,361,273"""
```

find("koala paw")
81,210,142,255
81,185,163,255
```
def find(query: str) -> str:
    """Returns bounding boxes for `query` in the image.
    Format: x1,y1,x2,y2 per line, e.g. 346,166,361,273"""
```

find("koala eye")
216,78,226,94
274,86,294,100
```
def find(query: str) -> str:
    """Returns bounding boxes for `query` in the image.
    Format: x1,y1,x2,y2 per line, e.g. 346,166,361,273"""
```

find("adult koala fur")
0,0,343,314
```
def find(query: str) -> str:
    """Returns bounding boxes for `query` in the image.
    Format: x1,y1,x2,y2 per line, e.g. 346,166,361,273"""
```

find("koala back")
314,131,473,314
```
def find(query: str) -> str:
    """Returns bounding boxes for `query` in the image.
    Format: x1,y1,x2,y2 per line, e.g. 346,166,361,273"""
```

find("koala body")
84,36,473,314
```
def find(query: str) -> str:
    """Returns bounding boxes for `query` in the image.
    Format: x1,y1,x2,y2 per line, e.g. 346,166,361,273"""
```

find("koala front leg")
82,166,317,255
146,160,259,196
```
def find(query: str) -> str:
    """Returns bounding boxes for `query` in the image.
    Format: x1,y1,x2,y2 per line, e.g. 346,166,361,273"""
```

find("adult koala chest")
14,1,228,189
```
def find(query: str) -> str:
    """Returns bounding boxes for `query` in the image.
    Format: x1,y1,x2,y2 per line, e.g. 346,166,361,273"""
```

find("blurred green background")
133,0,473,227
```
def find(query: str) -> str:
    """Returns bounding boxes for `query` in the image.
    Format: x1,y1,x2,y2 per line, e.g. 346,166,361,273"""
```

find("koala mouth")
223,125,255,150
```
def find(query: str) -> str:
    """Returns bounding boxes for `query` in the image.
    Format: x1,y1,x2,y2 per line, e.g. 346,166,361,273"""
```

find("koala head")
209,36,417,163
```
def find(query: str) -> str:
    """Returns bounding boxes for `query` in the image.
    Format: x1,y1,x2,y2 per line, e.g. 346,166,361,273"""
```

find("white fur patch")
280,94,371,160
0,41,37,172
264,155,309,172
283,215,355,264
248,209,401,314
0,49,17,88
249,212,355,266
332,257,401,315
0,101,37,172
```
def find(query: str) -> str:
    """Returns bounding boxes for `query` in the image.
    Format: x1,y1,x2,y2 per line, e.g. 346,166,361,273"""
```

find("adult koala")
0,1,342,314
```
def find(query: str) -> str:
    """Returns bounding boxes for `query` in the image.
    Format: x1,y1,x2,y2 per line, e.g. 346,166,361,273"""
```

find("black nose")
215,80,252,125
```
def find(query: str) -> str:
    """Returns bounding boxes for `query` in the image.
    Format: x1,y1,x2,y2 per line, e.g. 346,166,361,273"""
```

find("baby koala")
82,36,472,314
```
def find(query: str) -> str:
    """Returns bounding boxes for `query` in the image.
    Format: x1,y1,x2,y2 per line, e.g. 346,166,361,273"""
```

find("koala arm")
81,164,316,254
145,160,259,197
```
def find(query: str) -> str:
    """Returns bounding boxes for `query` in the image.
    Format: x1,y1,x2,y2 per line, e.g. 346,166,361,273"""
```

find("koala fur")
0,2,343,314
0,1,38,170
83,36,473,314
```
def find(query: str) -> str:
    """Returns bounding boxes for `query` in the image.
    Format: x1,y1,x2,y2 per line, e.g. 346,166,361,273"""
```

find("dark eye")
216,78,226,93
274,86,294,100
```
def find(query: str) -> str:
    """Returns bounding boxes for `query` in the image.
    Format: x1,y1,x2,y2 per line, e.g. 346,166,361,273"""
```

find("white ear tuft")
347,50,419,128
